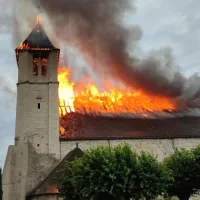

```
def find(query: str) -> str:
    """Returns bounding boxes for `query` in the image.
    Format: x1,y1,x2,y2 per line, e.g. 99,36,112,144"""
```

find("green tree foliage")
0,168,2,200
137,153,172,200
164,145,200,200
58,144,172,200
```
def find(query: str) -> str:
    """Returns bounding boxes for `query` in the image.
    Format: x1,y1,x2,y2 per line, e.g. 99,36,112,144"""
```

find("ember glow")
58,66,175,116
36,15,42,25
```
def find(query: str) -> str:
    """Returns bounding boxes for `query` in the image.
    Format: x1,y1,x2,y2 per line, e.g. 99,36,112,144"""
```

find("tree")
58,144,172,200
137,152,173,200
0,168,2,200
164,146,200,200
59,144,139,200
95,192,116,200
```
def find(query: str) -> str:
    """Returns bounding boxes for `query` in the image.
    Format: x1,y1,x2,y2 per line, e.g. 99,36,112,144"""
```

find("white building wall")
60,138,200,161
15,83,30,142
48,52,60,159
3,49,60,200
27,84,49,153
2,144,28,200
15,50,60,155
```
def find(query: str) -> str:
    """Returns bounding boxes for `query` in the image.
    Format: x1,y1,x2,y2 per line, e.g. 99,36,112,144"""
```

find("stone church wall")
60,138,200,161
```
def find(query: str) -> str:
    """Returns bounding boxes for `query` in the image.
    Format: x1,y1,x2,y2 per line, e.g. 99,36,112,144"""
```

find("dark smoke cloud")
27,0,200,105
0,0,48,47
10,0,200,107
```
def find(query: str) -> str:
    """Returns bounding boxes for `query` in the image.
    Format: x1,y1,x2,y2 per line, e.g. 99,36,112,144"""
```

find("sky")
0,0,200,167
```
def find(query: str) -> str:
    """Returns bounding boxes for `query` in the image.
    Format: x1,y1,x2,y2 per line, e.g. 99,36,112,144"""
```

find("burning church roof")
58,65,200,139
14,16,200,140
16,17,58,51
60,113,200,139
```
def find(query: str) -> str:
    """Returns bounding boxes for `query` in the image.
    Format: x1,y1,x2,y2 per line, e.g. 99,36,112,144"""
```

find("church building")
2,19,200,200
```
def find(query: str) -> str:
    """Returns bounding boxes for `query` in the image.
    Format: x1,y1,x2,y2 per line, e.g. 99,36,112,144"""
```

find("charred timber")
59,112,200,140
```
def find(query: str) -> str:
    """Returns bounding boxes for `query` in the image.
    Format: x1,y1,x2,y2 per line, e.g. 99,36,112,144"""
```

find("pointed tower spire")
16,7,58,51
36,5,43,25
15,9,59,65
22,23,55,49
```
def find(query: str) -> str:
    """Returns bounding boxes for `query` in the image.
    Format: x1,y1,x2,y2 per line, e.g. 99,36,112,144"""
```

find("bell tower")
15,20,60,157
3,20,61,200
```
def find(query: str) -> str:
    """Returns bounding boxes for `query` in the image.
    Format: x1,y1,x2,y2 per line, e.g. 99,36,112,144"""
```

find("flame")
58,66,175,116
36,15,42,25
17,42,30,50
58,67,75,116
16,16,50,51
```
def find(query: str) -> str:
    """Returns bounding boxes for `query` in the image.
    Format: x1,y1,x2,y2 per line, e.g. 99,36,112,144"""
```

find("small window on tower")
42,58,48,76
33,57,39,76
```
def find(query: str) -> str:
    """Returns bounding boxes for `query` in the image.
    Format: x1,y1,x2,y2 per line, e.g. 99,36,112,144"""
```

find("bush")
164,145,200,200
137,152,172,200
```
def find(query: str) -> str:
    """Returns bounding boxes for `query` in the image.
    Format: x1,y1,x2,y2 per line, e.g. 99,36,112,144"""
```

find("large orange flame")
58,66,175,116
58,67,75,116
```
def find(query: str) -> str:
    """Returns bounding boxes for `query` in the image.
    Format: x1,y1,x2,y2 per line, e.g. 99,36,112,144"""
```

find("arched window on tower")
42,58,48,76
33,57,39,76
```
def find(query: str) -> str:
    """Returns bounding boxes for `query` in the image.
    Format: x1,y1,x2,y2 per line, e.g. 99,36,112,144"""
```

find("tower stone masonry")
3,22,61,200
2,21,200,200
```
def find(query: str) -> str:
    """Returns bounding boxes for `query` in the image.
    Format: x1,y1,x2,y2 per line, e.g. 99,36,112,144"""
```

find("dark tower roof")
22,23,56,49
15,21,59,66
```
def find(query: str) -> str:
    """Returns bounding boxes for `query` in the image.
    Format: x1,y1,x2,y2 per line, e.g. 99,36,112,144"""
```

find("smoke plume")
22,0,199,107
5,0,200,107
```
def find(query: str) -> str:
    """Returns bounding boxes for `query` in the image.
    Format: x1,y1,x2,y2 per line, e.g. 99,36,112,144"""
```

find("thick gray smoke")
4,0,200,108
0,0,35,46
25,0,200,107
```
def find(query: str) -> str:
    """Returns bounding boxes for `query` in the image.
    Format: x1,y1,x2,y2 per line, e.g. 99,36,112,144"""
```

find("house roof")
26,148,84,199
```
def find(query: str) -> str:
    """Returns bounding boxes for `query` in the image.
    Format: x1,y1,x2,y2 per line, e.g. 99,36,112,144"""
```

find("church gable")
26,148,84,200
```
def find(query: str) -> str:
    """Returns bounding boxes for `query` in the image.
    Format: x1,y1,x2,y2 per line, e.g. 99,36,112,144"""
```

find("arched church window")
33,57,39,76
42,58,48,76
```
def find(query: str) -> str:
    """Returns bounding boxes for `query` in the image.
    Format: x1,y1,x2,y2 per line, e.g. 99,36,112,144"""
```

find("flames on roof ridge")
16,16,57,51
